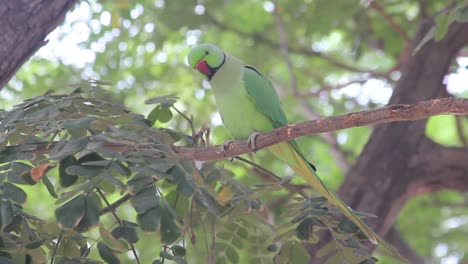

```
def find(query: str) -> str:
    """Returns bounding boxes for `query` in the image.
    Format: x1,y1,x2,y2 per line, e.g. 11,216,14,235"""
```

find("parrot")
187,43,398,254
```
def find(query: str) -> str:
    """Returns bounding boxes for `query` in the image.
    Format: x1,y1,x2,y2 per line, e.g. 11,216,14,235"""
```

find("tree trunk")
0,0,77,89
309,20,468,263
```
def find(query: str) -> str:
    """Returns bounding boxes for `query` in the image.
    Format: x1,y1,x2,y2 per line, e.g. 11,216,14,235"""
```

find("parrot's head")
187,44,226,80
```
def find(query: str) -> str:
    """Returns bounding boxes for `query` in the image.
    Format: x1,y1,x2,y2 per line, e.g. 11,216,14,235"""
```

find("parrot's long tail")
268,142,400,257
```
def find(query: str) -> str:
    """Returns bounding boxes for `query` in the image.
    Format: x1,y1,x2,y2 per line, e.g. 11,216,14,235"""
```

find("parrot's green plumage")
188,44,398,255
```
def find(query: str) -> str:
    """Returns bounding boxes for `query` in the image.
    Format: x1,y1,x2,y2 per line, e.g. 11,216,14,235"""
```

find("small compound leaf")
66,165,103,178
59,156,79,188
144,94,178,106
97,242,121,264
99,224,127,252
25,238,47,250
74,195,100,233
0,199,15,230
296,218,316,241
137,207,161,232
274,241,310,264
130,186,160,214
111,221,139,244
171,245,186,257
42,175,58,199
1,183,27,204
160,204,180,244
127,176,155,195
55,195,86,229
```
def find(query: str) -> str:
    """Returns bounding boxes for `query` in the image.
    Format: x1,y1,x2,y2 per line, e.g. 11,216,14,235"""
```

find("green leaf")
74,195,100,232
148,106,173,123
160,204,180,244
42,175,58,198
144,94,178,107
50,138,89,160
59,156,79,187
63,116,96,130
127,176,155,195
8,162,35,185
25,238,47,249
225,245,239,263
130,186,160,214
171,245,186,257
295,218,316,241
0,199,15,230
0,183,27,204
137,207,161,232
56,238,81,258
97,242,121,264
337,218,359,234
99,224,128,252
111,221,139,244
274,241,310,263
55,195,86,229
66,165,103,178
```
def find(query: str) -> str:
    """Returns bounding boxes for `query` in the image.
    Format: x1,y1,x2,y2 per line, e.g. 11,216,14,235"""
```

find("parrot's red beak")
196,60,212,76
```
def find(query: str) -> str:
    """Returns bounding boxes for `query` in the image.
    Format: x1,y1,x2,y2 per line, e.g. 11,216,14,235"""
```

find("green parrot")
187,43,397,253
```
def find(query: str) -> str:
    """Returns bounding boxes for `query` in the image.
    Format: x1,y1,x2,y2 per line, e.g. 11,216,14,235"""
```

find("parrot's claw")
222,140,235,152
247,132,261,151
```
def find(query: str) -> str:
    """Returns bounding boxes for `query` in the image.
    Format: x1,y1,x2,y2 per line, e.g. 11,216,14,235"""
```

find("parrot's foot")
247,132,261,151
222,140,235,152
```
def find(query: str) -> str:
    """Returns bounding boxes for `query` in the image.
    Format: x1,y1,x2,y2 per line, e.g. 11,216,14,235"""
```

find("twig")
95,187,141,264
205,12,388,76
99,193,132,216
175,97,468,161
172,106,195,137
369,1,411,42
50,232,63,264
273,3,298,93
9,98,468,162
234,156,309,198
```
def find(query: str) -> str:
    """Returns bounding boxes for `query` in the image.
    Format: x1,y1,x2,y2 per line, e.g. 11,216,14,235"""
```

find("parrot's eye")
205,51,209,55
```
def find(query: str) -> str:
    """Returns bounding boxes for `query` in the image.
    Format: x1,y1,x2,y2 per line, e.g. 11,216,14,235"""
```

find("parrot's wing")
242,66,288,128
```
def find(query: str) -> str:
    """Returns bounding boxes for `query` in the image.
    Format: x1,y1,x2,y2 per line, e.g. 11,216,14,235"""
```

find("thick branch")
175,97,467,161
0,0,77,89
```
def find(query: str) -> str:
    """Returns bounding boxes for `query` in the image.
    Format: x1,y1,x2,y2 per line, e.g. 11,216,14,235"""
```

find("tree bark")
308,20,468,263
0,0,77,90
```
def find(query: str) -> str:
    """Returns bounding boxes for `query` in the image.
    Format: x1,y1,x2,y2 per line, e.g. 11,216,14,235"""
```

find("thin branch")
175,97,468,161
204,12,389,76
95,187,141,264
273,3,298,93
9,98,468,163
369,1,411,42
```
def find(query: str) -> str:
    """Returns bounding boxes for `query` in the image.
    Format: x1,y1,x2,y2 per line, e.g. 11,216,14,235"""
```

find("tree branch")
11,98,468,164
175,97,467,161
369,1,411,42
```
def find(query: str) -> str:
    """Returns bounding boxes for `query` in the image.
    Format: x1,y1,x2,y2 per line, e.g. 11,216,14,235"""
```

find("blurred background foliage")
1,0,468,263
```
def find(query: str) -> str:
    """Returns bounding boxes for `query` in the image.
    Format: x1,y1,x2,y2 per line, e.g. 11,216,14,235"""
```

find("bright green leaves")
146,94,178,124
414,1,468,54
148,105,173,124
55,194,100,232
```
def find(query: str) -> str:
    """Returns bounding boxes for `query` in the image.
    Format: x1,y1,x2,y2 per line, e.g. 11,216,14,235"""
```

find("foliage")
0,85,384,263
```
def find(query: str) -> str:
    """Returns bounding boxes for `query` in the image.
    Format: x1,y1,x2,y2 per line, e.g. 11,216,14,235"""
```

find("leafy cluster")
0,82,381,263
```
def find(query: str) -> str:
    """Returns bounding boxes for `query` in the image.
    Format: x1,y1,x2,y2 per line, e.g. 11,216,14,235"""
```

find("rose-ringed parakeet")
187,43,397,253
